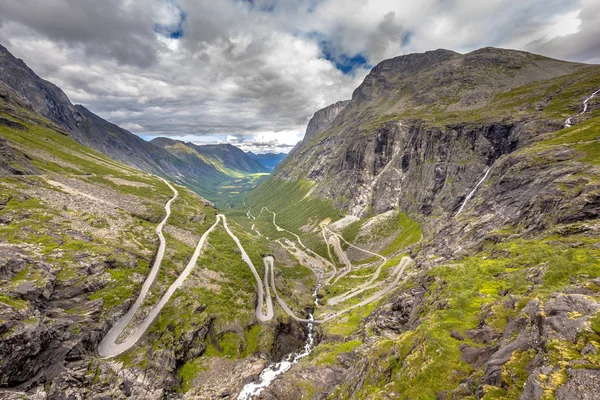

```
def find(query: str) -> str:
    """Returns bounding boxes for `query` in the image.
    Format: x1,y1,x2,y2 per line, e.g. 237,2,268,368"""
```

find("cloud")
366,11,405,62
224,130,303,153
0,0,596,153
526,0,600,63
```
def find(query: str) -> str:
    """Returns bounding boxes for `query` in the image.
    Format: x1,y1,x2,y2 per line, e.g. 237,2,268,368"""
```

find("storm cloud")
0,0,596,153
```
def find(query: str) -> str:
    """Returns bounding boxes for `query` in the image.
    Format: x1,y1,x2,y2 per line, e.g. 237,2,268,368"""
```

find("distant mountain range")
246,152,287,171
151,138,268,175
0,44,268,206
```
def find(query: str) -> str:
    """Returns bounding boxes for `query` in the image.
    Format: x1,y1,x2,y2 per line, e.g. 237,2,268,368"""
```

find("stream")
455,166,491,215
237,272,323,399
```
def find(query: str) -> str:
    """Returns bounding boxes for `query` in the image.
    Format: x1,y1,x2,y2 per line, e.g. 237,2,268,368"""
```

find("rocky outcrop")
555,369,600,400
303,100,350,142
0,45,81,135
0,134,38,176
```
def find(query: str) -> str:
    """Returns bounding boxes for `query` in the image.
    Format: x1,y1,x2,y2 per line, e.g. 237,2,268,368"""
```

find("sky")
0,0,598,153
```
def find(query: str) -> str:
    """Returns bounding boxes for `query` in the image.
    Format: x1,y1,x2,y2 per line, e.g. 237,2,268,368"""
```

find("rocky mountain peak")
0,44,81,134
303,99,350,142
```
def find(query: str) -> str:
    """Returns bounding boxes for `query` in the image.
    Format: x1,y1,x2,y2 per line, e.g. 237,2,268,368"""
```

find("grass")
245,177,340,233
0,100,263,380
322,302,379,337
338,210,422,257
334,231,600,399
177,358,207,392
310,339,362,366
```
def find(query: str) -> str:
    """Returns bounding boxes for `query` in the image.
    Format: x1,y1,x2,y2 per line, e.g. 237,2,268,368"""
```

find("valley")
1,43,600,400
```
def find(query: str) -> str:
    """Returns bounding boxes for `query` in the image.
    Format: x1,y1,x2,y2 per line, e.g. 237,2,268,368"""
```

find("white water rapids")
237,272,323,400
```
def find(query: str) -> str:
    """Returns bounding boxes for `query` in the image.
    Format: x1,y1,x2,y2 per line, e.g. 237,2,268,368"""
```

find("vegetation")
245,178,340,232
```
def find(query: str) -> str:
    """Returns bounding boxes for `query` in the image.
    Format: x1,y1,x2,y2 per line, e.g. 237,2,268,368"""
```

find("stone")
556,369,600,400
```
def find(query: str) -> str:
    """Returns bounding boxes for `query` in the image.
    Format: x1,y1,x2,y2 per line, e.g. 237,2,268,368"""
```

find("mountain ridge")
243,46,600,399
271,46,597,217
246,151,287,171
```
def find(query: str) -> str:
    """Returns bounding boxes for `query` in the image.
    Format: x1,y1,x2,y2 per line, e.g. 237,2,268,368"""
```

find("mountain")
271,47,592,218
0,44,265,206
243,47,600,398
191,143,268,174
0,44,186,175
0,67,294,398
246,151,287,171
151,138,269,206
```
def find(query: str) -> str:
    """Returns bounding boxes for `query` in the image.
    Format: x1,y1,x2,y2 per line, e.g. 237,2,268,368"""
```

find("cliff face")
274,48,596,221
303,100,350,142
0,44,188,174
0,45,81,135
249,48,600,400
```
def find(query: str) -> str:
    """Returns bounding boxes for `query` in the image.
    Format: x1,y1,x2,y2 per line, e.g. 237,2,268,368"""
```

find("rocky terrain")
243,48,600,399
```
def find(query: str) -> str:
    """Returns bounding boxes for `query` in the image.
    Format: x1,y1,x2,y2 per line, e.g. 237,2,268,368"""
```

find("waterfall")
564,88,600,128
237,272,323,400
456,167,491,215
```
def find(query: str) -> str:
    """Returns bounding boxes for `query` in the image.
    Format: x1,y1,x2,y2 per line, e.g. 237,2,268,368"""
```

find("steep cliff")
245,48,600,399
273,48,595,219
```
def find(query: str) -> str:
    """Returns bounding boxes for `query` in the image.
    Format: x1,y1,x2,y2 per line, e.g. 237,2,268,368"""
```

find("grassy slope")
0,103,288,393
316,113,600,399
242,61,600,398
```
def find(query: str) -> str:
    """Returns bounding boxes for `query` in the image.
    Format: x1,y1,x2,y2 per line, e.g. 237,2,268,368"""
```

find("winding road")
99,178,412,358
99,177,182,358
99,180,273,357
254,207,413,323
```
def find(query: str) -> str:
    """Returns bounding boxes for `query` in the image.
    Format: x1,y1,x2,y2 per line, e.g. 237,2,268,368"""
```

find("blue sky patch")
308,32,371,74
154,1,186,39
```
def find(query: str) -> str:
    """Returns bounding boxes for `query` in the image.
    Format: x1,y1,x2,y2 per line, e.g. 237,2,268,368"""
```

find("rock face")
0,45,80,134
274,47,589,219
303,100,350,142
247,47,600,399
0,134,37,176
